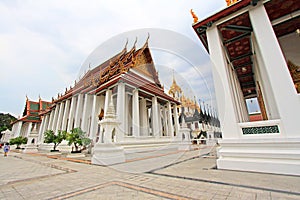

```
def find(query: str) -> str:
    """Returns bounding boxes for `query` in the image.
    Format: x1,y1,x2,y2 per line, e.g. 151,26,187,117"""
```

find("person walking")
3,143,10,157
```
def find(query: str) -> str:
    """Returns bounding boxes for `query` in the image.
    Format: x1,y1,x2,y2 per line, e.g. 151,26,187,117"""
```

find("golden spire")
168,70,182,99
190,9,198,23
226,0,238,6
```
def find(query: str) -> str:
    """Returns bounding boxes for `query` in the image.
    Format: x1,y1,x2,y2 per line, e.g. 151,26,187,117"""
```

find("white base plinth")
92,143,125,166
178,142,192,151
66,153,86,158
38,143,53,151
38,143,71,152
217,138,300,176
23,145,38,153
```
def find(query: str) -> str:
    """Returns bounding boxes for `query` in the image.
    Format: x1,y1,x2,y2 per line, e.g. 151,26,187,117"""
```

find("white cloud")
0,0,225,115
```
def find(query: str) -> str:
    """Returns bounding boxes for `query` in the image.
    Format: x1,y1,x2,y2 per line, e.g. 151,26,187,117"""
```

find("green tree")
9,136,28,149
0,113,17,132
66,127,91,152
44,130,67,151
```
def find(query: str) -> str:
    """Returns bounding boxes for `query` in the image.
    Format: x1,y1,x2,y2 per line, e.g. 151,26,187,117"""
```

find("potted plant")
9,136,28,149
44,130,67,152
66,127,91,153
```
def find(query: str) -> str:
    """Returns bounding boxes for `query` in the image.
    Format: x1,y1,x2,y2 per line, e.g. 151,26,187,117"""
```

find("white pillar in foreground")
162,105,168,136
206,25,240,139
151,96,159,138
139,98,149,136
38,116,45,143
249,4,300,137
67,96,76,132
132,89,140,137
173,104,179,137
74,94,84,128
167,102,174,137
26,122,33,138
14,121,23,138
51,104,60,131
40,114,49,143
116,82,125,139
90,95,103,141
47,110,55,131
55,102,65,133
61,99,70,131
81,94,93,132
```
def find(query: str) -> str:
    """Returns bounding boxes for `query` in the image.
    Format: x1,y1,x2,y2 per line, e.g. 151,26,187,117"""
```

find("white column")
124,93,129,135
173,104,179,137
206,25,240,139
249,5,300,137
117,83,126,139
151,96,159,138
26,122,32,137
14,121,23,138
61,99,70,131
162,105,168,136
67,96,76,132
38,116,45,143
74,94,84,128
81,94,92,132
40,114,50,143
47,110,55,130
157,105,163,136
132,89,140,137
90,95,104,141
104,90,112,116
51,104,60,131
55,102,65,133
167,102,174,137
139,98,148,136
99,90,112,142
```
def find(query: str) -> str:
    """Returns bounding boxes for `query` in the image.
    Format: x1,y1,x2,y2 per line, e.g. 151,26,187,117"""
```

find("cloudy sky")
0,0,227,117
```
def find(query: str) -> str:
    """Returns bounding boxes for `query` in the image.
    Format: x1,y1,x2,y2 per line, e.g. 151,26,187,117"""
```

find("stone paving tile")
1,148,300,200
67,185,167,200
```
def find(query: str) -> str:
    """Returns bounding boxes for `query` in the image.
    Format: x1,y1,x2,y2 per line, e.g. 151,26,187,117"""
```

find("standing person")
3,143,10,157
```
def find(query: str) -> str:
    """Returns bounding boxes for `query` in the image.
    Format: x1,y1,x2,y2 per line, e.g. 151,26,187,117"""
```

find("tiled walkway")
0,146,300,199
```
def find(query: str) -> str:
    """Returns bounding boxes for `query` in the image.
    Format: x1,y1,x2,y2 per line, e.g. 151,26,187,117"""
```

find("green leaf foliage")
66,127,91,152
0,113,17,133
9,136,28,149
44,130,67,151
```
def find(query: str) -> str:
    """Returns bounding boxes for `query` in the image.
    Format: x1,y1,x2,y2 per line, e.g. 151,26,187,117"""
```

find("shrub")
44,130,67,151
66,127,91,152
9,136,28,149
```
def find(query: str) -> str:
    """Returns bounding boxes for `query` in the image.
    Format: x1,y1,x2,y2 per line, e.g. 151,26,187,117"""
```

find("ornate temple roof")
192,0,300,98
40,38,180,115
12,97,51,124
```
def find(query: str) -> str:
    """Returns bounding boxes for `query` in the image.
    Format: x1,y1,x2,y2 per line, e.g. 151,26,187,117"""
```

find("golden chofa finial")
190,9,198,23
226,0,238,6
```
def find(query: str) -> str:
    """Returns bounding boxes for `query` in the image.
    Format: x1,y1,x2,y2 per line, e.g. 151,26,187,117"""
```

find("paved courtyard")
1,145,300,200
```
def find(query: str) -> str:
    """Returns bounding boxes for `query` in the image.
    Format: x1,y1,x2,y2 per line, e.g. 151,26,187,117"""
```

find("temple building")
11,97,51,141
11,39,182,151
192,0,300,175
168,75,221,139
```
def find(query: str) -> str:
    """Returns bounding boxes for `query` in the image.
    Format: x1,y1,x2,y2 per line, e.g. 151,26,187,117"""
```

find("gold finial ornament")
226,0,238,6
190,9,198,23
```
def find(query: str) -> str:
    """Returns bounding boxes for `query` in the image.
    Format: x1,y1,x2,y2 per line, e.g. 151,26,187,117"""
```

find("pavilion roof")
12,97,51,124
41,39,179,114
192,0,299,98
